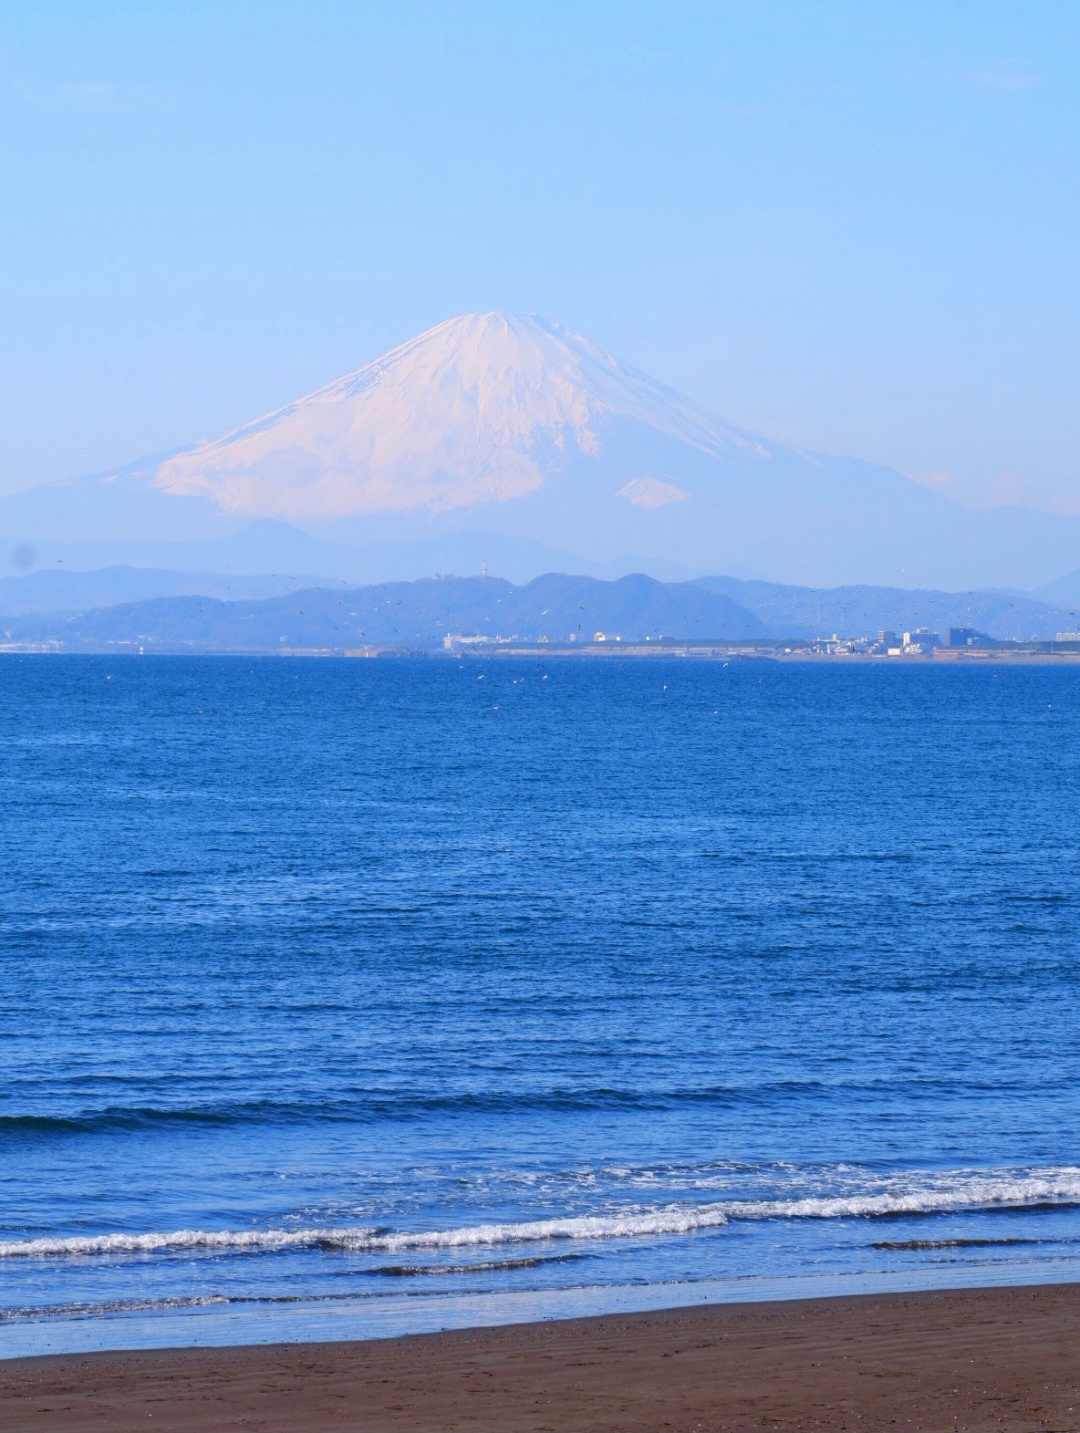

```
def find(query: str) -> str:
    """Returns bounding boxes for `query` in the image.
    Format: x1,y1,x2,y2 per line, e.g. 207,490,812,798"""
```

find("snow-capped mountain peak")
8,311,1080,592
154,312,767,519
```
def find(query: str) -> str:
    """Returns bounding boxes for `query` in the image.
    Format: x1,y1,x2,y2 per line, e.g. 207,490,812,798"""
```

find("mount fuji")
4,312,1078,590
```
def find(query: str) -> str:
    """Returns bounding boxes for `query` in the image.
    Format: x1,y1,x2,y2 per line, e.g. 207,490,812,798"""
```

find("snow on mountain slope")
154,312,770,519
5,312,1080,590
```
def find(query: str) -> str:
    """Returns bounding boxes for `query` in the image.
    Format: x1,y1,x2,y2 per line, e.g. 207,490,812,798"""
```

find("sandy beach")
3,1282,1079,1432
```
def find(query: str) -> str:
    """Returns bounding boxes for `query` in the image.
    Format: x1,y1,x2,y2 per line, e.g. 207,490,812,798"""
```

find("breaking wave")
4,1168,1080,1262
0,1206,731,1260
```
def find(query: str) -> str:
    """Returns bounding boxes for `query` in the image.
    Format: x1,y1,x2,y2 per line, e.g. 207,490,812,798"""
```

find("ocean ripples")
9,1072,1073,1140
6,659,1080,1343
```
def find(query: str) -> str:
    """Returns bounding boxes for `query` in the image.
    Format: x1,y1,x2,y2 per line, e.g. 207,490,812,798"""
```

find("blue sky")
2,1,1078,510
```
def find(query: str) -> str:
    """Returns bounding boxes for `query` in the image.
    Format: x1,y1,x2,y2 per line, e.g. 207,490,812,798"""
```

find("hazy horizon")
5,307,1080,596
3,3,1080,518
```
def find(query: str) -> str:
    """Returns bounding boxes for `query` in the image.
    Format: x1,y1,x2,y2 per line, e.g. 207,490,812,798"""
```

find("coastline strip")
4,1282,1080,1431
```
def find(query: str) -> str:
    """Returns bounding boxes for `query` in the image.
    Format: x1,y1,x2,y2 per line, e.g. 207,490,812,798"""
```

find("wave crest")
5,1168,1079,1262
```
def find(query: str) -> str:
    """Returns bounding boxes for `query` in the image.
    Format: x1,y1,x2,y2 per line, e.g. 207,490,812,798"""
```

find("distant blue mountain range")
2,570,1075,652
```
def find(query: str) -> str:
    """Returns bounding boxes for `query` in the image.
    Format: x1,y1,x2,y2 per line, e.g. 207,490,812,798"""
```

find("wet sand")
3,1282,1079,1432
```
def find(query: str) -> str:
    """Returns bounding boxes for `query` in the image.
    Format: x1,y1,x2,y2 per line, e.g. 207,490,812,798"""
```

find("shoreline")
4,1281,1080,1431
6,643,1080,661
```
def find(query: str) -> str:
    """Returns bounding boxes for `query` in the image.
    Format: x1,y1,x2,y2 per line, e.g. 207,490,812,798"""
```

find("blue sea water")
2,654,1080,1357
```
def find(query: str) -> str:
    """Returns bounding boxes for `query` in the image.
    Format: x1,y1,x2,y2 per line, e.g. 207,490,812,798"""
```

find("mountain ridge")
5,311,1080,590
0,573,766,652
3,570,1076,652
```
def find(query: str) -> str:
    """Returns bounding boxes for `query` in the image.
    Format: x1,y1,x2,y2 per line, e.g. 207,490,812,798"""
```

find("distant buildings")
866,627,940,655
430,623,1077,659
902,629,941,654
947,627,994,648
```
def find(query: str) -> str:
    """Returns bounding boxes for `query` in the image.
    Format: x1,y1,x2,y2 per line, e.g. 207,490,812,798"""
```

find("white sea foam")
0,1206,730,1260
3,1168,1079,1261
727,1167,1080,1222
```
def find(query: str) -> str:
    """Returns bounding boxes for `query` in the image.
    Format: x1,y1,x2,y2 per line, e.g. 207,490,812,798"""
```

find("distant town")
440,627,1080,661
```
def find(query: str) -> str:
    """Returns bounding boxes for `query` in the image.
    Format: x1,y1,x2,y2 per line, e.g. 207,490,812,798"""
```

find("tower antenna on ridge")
481,559,488,580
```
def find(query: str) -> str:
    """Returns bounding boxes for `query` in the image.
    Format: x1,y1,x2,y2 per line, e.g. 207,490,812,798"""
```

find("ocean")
3,654,1080,1358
